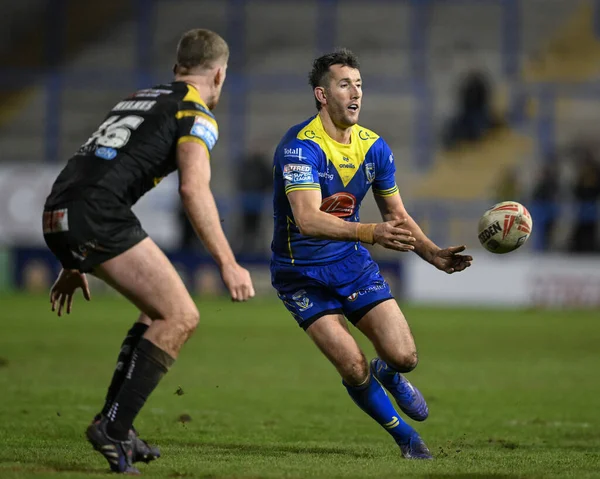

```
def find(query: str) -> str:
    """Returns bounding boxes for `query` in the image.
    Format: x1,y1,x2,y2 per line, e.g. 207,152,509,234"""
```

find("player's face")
324,65,362,128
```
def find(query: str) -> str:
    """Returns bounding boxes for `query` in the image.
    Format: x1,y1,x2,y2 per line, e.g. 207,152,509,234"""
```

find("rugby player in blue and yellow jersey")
271,49,472,459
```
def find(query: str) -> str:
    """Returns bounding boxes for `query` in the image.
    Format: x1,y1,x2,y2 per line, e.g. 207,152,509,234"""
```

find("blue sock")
376,359,400,381
344,372,415,445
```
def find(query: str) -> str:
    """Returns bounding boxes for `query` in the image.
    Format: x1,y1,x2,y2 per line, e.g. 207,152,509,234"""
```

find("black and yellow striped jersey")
45,81,218,208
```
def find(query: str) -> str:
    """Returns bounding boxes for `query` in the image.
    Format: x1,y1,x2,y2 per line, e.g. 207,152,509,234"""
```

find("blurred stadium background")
1,0,600,307
2,2,600,477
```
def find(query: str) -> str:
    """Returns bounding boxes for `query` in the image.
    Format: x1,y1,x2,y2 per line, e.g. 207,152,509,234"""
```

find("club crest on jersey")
365,163,375,183
292,290,313,311
320,192,357,218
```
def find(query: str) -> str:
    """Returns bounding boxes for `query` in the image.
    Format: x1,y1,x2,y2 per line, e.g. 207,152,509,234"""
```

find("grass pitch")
0,292,599,478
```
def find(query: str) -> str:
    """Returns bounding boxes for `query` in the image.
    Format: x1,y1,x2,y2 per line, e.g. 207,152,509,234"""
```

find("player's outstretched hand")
432,245,473,274
50,268,91,317
220,263,256,302
374,218,416,252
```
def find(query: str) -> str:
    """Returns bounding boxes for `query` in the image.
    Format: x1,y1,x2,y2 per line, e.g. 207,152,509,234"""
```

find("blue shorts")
271,246,394,330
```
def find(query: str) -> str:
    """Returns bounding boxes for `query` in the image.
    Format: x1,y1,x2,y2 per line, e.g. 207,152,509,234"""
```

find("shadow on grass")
0,462,105,476
173,441,375,459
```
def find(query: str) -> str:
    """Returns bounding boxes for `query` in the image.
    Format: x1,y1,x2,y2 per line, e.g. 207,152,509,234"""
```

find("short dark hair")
308,48,360,110
175,29,229,75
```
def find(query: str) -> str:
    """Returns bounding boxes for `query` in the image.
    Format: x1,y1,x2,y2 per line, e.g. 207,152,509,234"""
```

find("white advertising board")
405,252,600,309
0,164,180,248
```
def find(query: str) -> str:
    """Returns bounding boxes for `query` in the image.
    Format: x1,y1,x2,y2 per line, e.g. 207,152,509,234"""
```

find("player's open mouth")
348,104,359,112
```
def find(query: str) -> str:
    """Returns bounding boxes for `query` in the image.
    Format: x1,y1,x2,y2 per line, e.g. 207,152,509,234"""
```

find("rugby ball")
478,201,533,254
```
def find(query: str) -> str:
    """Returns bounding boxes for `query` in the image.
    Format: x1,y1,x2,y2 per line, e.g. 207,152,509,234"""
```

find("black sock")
99,322,150,419
106,338,174,441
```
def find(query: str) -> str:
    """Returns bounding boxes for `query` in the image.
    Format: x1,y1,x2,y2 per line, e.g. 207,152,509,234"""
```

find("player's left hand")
431,245,473,274
50,269,91,316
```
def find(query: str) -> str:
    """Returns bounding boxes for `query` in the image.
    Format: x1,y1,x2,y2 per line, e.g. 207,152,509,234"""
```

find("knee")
341,355,370,387
179,306,200,338
385,349,418,373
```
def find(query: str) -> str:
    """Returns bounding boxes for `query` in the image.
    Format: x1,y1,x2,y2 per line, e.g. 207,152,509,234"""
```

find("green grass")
0,292,599,478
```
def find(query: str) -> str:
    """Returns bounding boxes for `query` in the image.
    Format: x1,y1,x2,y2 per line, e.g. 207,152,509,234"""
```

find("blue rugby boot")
399,432,434,459
86,419,139,475
371,358,429,422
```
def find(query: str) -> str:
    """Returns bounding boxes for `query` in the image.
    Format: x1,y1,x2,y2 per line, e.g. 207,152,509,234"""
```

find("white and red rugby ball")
477,201,533,254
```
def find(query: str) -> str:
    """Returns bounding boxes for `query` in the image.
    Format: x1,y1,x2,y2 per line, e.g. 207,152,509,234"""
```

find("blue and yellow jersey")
271,114,399,266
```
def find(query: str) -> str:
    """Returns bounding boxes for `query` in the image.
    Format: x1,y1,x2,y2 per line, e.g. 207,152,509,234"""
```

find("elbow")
295,215,315,237
179,182,199,203
179,185,192,202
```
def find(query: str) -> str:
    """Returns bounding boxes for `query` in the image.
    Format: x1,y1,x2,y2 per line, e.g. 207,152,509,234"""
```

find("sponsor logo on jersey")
190,116,218,150
283,164,313,184
283,147,307,160
320,192,357,218
338,163,355,169
133,88,172,98
113,100,156,112
358,129,374,140
292,290,313,312
303,129,321,140
318,171,334,181
42,209,69,234
347,283,388,302
284,163,311,173
95,147,117,160
365,162,375,183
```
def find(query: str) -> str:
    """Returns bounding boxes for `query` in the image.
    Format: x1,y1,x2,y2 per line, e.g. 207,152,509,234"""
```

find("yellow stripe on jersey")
285,183,321,194
286,216,295,264
183,84,209,108
175,110,218,128
373,185,399,197
177,136,210,155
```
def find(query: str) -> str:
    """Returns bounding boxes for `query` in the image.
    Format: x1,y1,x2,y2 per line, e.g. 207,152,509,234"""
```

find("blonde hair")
175,29,229,74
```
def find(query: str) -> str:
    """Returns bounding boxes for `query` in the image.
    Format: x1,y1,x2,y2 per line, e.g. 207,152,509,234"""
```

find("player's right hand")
373,219,416,252
50,268,91,317
220,263,256,302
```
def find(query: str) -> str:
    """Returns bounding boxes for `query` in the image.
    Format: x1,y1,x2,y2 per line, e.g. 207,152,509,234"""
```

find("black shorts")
42,198,148,273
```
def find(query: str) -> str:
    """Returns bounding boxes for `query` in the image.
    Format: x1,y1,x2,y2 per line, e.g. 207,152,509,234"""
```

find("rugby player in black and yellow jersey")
42,29,255,474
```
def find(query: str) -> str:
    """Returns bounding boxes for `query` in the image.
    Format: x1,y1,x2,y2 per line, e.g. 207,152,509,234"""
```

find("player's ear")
314,87,326,107
214,65,227,88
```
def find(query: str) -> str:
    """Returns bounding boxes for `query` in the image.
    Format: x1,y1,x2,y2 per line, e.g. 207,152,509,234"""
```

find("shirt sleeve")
372,139,399,197
175,101,219,154
276,140,322,195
